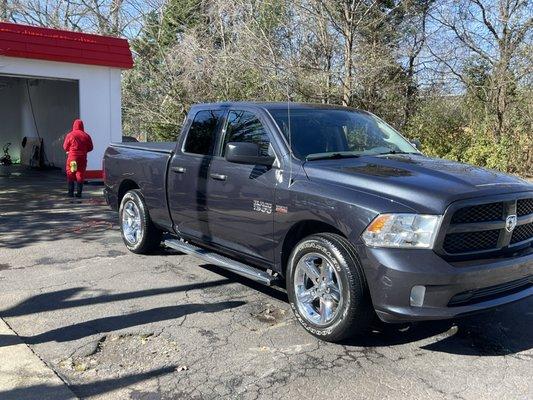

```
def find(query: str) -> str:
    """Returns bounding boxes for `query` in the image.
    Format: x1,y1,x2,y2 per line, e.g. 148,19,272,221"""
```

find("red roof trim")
0,22,133,69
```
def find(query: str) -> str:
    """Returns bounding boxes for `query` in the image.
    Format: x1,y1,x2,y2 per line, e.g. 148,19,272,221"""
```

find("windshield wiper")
306,152,361,161
374,150,418,156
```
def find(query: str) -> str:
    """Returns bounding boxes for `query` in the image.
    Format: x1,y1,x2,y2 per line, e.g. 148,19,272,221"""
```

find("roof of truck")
191,101,359,112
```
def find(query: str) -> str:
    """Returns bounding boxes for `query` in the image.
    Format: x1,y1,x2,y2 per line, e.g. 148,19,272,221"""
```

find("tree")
430,0,532,139
399,0,434,126
6,0,137,35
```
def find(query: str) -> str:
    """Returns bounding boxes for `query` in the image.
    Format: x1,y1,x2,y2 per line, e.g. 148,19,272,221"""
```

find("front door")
167,108,224,240
207,109,279,264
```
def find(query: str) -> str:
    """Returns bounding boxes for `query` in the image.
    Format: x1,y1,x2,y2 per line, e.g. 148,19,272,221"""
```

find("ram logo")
505,215,517,233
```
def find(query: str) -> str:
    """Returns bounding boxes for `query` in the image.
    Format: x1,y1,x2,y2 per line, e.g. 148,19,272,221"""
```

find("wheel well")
117,179,139,207
280,220,345,276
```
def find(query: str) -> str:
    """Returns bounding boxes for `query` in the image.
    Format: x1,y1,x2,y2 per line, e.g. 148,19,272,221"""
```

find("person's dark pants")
67,182,75,197
66,157,86,198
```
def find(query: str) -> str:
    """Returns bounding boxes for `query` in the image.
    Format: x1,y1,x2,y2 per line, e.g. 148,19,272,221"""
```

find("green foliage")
404,96,469,160
405,94,532,176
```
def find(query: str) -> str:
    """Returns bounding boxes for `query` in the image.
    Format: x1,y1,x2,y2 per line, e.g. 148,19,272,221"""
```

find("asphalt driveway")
0,168,532,399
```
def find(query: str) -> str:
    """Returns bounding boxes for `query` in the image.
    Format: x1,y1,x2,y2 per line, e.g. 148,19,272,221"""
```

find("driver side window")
223,110,271,157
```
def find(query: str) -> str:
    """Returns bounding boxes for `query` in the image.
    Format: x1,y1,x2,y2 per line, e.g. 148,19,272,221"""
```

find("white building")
0,22,133,179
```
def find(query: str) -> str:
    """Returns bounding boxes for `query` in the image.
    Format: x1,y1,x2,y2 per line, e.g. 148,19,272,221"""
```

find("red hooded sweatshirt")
63,119,93,158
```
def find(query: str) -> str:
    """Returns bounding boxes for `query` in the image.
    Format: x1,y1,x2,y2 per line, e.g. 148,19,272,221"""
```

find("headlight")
361,214,441,249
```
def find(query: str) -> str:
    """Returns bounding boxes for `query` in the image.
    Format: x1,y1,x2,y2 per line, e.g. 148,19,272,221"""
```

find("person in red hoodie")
63,119,93,198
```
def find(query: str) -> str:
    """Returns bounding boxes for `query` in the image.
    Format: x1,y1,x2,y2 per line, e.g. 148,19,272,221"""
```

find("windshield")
268,108,418,160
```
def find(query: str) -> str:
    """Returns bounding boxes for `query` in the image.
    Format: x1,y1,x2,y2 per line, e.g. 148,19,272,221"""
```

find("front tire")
286,233,373,342
119,189,162,254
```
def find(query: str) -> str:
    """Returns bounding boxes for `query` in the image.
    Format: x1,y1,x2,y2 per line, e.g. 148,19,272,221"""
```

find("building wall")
0,56,123,171
0,78,22,162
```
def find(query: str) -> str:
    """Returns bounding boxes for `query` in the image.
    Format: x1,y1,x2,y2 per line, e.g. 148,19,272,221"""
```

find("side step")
164,239,278,286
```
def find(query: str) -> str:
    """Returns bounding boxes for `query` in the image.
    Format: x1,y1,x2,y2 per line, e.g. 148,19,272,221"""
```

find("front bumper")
357,245,533,323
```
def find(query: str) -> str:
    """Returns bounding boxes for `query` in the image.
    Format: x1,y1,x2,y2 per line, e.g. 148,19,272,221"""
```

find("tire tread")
120,189,162,254
287,232,373,342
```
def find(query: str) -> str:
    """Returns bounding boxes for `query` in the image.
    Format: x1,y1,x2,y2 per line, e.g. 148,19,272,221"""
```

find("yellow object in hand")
70,161,77,173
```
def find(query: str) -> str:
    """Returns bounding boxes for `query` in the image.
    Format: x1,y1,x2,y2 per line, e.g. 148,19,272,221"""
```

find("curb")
0,318,79,400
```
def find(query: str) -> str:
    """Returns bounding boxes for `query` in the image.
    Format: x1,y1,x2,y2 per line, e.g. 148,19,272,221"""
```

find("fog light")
410,285,426,307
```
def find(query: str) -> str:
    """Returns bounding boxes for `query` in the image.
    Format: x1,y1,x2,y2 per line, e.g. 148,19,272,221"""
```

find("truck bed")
104,141,175,230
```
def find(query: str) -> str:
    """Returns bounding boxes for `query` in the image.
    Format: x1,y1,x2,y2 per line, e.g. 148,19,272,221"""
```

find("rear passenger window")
183,110,223,155
223,111,271,156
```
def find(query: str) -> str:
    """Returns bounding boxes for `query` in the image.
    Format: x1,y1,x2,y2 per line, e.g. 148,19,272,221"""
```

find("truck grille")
450,202,503,224
443,230,500,253
440,195,533,256
511,222,533,244
517,198,533,216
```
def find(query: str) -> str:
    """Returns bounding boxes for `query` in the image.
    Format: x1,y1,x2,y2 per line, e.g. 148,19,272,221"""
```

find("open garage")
0,75,79,168
0,22,133,178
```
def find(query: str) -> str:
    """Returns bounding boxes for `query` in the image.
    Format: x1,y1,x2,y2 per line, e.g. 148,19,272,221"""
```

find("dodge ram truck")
103,102,533,341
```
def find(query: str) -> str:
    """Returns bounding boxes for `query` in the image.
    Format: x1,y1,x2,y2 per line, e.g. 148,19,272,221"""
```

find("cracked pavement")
0,169,532,400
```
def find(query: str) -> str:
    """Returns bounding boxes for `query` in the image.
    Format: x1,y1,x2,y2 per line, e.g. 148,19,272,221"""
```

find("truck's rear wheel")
119,189,162,254
286,233,373,342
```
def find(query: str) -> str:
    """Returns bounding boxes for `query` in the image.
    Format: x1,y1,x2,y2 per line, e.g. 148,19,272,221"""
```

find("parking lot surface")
0,169,532,399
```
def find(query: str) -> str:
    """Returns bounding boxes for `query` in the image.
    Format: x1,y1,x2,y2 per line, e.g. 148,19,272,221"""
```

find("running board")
164,239,278,286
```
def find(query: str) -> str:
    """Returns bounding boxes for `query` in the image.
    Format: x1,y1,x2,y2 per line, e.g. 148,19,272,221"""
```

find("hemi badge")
276,205,288,214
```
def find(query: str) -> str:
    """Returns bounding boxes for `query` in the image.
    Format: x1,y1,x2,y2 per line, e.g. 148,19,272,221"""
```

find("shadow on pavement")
69,366,176,398
0,366,176,400
0,169,114,250
0,383,76,400
0,279,231,317
343,298,533,356
0,334,20,347
420,301,533,356
3,301,245,347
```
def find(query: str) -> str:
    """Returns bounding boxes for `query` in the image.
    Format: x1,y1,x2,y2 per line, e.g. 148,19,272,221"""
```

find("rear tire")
286,233,373,342
119,189,162,254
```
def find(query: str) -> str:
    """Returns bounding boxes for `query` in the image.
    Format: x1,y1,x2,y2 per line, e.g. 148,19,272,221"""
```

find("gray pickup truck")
103,102,533,342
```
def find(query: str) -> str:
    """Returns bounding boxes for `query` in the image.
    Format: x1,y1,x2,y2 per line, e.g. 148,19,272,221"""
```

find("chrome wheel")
294,252,343,326
122,200,142,245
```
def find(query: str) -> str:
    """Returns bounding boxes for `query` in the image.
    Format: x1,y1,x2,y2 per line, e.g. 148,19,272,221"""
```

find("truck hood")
302,154,532,214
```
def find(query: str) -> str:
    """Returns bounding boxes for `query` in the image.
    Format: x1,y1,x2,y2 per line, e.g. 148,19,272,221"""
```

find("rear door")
167,108,224,240
206,108,280,264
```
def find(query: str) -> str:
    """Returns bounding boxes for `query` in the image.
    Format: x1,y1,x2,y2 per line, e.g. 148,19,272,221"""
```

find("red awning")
0,22,133,69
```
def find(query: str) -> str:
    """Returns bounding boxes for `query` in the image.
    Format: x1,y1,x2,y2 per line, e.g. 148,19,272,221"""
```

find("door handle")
171,166,186,173
210,173,227,181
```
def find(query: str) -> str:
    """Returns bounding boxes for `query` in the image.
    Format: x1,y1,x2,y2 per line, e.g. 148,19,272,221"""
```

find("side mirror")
410,138,421,150
225,142,275,166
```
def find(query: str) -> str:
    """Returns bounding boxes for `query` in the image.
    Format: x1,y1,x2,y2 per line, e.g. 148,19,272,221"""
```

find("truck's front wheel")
286,233,373,342
119,189,162,254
